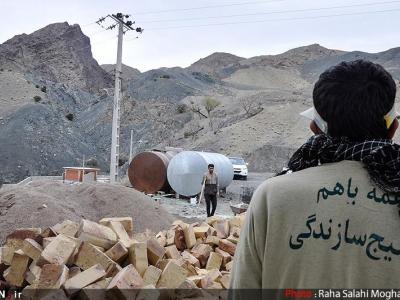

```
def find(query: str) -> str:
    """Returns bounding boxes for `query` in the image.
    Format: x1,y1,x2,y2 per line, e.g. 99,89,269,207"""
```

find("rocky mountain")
300,47,400,81
1,22,400,184
0,22,113,92
126,67,220,102
247,44,345,69
101,63,141,82
188,52,244,78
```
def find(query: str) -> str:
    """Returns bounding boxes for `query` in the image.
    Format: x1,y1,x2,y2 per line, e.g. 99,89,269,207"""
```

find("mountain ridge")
0,22,113,92
1,22,400,184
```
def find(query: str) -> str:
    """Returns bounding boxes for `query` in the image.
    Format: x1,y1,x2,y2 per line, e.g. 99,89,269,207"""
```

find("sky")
1,0,400,72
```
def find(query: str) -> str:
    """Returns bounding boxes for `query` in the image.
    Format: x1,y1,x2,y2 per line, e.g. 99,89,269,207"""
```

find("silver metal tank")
167,151,234,197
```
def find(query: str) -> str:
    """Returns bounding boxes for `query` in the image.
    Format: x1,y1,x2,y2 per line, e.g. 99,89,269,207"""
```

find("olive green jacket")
230,161,400,292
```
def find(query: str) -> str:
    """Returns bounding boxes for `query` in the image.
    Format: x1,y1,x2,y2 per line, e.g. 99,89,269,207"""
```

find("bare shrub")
240,97,263,117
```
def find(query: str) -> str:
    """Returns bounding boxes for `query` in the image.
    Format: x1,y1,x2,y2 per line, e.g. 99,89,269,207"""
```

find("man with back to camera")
230,60,400,296
202,163,219,217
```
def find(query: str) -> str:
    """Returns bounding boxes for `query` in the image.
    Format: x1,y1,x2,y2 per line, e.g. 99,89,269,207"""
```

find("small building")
63,167,100,183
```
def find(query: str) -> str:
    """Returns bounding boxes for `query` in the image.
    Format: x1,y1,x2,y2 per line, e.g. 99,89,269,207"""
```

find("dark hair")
313,60,396,140
208,164,214,168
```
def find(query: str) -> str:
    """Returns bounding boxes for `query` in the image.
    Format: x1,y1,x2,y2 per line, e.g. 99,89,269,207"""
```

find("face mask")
300,107,328,133
300,105,399,134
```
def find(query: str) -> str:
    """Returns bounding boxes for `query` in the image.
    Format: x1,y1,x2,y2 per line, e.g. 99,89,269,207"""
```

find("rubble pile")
0,213,246,299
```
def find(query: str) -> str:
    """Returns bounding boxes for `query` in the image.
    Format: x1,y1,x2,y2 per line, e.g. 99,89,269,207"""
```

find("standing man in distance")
202,164,219,217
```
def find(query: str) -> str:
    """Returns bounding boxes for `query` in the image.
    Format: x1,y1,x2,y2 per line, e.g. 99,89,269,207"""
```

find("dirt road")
160,172,273,221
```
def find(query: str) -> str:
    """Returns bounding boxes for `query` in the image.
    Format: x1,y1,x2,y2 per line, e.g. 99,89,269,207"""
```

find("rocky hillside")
0,22,113,92
188,52,244,78
1,22,400,184
101,63,141,83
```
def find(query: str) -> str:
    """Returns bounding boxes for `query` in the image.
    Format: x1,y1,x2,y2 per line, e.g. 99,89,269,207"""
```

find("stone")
52,220,79,237
147,238,165,266
190,244,212,268
206,252,223,270
128,242,148,276
21,238,43,261
165,245,181,259
74,242,118,276
37,234,76,266
99,217,133,238
215,247,232,267
142,265,162,286
218,239,236,256
105,241,128,263
37,264,69,289
156,261,187,288
3,250,30,287
64,264,106,291
77,219,117,250
107,264,144,299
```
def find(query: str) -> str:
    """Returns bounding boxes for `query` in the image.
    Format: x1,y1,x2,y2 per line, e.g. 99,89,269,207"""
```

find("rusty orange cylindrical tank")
128,151,175,193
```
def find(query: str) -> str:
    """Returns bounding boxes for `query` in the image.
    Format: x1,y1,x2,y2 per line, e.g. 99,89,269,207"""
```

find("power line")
80,21,99,27
141,0,400,23
125,35,142,42
146,7,400,30
135,0,285,15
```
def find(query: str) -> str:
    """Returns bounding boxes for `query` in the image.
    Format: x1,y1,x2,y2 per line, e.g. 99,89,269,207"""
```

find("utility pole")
109,17,123,184
129,129,134,163
82,155,85,183
96,13,143,183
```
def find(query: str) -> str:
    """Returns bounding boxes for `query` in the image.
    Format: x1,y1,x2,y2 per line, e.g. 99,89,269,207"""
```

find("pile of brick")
0,213,245,299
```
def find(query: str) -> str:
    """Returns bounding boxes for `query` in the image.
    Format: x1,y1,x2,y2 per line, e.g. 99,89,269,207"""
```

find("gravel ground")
158,172,273,220
0,173,273,242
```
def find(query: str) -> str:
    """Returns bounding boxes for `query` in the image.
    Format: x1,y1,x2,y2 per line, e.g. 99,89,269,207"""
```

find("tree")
118,154,129,167
176,103,188,114
189,101,208,119
184,122,204,141
33,96,42,102
202,97,221,129
240,97,263,118
65,113,74,121
86,158,98,168
203,97,220,117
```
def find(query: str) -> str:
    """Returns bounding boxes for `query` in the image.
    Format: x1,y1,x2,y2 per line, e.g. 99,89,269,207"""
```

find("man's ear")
387,118,399,139
310,121,323,135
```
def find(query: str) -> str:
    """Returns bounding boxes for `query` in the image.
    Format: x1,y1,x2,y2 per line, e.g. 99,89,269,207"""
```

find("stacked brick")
0,214,246,299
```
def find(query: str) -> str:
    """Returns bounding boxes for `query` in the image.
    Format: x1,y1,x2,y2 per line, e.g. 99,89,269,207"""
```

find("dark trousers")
204,193,217,217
